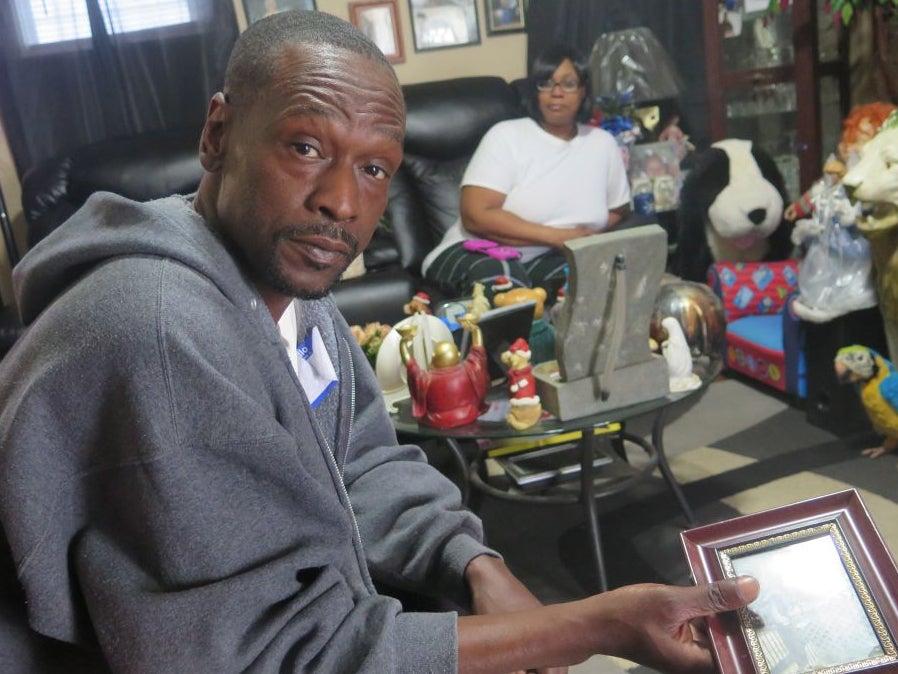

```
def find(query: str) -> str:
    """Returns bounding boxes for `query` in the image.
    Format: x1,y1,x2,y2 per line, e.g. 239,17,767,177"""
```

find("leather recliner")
16,76,525,336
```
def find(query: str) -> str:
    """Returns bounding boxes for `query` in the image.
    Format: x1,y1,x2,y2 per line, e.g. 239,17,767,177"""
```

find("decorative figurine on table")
469,282,491,318
493,286,554,364
490,275,513,296
397,313,489,429
834,345,898,460
403,291,432,315
658,317,701,392
501,338,542,430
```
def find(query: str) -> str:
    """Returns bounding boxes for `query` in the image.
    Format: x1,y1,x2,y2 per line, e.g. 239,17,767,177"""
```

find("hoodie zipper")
340,335,356,474
315,335,372,591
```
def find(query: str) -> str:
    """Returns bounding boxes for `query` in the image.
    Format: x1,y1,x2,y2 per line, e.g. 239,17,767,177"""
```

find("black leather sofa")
16,76,526,336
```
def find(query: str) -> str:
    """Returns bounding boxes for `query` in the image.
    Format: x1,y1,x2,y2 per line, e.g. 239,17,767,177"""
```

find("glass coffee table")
390,360,720,592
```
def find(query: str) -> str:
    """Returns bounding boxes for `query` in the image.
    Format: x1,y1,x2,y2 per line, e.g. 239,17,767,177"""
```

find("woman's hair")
525,44,593,124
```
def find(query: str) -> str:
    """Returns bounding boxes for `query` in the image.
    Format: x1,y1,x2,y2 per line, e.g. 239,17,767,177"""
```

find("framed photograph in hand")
681,489,898,674
349,1,405,64
407,0,479,52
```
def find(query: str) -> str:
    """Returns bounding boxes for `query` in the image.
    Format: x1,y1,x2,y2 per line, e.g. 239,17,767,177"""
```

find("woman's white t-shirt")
421,117,630,272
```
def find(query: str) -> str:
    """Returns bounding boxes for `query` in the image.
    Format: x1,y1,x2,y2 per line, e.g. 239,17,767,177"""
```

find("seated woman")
421,44,631,300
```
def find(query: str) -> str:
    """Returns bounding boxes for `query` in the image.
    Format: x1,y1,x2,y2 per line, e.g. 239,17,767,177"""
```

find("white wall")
0,0,527,304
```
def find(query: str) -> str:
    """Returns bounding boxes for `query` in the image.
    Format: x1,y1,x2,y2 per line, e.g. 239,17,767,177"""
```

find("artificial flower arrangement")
590,91,642,173
350,322,391,367
591,92,642,148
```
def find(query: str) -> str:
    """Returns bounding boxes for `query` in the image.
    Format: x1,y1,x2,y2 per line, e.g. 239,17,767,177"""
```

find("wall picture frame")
485,0,525,35
681,490,898,674
243,0,316,26
349,1,405,64
407,0,480,52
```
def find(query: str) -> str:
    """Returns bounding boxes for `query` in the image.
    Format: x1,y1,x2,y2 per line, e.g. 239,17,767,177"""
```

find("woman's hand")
548,224,594,248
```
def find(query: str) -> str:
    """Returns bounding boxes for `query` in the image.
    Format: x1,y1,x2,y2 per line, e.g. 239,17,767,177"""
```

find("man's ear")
199,92,229,172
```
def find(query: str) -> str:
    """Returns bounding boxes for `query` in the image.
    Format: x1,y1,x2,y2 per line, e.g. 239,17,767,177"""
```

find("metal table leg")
651,406,696,526
443,437,471,506
580,428,608,592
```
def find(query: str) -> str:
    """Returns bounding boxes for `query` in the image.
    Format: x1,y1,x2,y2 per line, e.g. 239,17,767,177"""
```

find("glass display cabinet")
702,0,849,201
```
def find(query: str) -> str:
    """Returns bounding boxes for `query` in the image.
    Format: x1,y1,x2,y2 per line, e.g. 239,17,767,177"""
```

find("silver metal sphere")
651,279,726,362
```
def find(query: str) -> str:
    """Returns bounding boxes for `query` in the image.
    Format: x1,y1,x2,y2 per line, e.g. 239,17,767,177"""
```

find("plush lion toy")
842,109,898,363
839,102,897,168
673,139,792,282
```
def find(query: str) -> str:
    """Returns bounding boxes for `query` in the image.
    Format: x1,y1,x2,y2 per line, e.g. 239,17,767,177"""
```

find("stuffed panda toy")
673,139,793,282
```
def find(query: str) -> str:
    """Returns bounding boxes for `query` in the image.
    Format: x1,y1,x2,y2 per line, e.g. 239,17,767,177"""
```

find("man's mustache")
278,223,360,259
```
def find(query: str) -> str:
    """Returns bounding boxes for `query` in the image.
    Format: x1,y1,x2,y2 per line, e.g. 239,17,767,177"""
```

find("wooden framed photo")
243,0,316,26
682,490,898,674
485,0,525,35
349,1,405,64
407,0,480,52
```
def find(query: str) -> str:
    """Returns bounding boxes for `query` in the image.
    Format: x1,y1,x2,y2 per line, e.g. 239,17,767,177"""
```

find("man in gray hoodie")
0,9,757,674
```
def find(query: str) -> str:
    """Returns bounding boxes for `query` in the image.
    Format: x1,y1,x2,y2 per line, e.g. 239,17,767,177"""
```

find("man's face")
202,46,405,308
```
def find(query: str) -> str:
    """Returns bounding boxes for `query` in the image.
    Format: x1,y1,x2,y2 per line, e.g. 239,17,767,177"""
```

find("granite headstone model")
533,224,670,420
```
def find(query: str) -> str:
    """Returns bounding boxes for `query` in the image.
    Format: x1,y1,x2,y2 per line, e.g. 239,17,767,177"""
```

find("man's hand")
457,561,758,674
584,576,760,674
464,555,568,674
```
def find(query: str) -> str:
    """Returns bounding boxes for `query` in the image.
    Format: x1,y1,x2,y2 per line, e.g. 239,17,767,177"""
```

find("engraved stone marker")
533,224,670,420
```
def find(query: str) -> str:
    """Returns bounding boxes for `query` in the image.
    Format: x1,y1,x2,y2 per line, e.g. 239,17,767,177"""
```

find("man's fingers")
700,575,759,614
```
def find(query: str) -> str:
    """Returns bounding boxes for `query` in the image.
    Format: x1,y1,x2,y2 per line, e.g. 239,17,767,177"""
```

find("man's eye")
363,165,389,180
294,143,322,158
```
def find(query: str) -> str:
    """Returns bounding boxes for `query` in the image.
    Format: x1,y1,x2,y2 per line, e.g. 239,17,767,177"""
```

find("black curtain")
0,0,238,179
525,0,711,148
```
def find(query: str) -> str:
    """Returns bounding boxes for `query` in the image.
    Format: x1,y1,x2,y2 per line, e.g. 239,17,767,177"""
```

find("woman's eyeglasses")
536,79,581,93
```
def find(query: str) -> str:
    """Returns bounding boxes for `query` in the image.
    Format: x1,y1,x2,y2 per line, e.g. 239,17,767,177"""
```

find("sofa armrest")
21,128,203,248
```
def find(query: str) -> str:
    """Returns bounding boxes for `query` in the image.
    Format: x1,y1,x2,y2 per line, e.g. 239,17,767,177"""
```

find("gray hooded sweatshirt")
0,193,495,673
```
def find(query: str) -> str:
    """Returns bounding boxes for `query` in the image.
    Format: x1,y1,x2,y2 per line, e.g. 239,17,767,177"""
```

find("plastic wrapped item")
628,141,684,212
793,184,878,322
589,27,684,104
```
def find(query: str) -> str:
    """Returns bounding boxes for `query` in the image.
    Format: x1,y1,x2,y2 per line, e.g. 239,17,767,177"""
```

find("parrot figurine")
834,345,898,458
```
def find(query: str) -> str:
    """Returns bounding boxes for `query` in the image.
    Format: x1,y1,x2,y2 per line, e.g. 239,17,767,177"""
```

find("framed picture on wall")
681,490,898,674
485,0,525,35
349,1,405,64
243,0,317,26
407,0,480,52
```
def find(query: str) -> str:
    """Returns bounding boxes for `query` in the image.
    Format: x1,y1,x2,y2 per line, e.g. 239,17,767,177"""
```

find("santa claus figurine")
403,291,432,315
397,313,489,428
501,338,542,430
